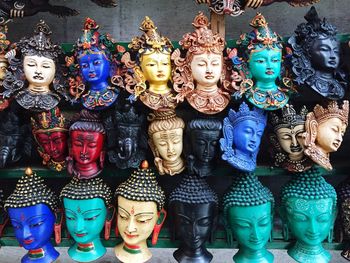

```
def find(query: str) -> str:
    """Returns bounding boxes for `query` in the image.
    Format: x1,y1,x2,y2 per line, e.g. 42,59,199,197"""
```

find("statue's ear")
223,216,233,246
209,210,218,244
152,209,167,246
328,207,338,243
303,115,317,148
104,205,115,240
278,205,289,241
99,150,105,169
54,209,63,245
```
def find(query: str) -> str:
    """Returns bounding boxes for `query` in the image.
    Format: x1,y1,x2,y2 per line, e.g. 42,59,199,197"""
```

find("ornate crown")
228,101,267,127
0,20,10,57
312,100,349,125
270,104,308,130
115,106,144,126
128,16,173,55
179,12,225,55
31,107,68,134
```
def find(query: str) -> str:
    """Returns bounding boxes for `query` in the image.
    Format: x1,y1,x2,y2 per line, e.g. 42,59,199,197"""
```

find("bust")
0,20,11,111
172,12,233,114
186,118,222,177
223,173,274,263
337,180,350,260
220,101,267,172
67,109,105,179
2,20,68,112
31,107,69,171
231,13,292,110
269,104,312,172
65,17,120,110
60,176,113,262
148,110,185,175
288,7,346,100
5,168,60,263
280,166,337,263
303,100,349,170
122,16,177,111
115,161,166,263
169,174,218,263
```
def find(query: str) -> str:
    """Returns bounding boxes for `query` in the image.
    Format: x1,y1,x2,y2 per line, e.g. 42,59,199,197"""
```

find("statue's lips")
124,232,139,239
89,73,97,78
23,239,34,245
249,238,263,245
305,233,321,240
75,232,87,237
205,74,214,79
265,70,274,75
157,74,165,78
33,75,44,80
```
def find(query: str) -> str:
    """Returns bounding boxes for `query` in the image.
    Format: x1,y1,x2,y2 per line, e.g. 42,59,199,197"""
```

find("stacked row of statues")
0,3,350,263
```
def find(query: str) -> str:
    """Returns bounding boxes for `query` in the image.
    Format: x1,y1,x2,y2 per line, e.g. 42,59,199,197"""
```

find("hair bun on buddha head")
70,109,105,134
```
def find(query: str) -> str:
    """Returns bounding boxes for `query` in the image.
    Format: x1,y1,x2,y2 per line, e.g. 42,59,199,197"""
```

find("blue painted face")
8,204,55,250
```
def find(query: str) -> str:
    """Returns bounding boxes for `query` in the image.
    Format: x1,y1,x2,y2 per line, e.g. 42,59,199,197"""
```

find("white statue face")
152,128,183,162
190,53,222,90
23,55,56,89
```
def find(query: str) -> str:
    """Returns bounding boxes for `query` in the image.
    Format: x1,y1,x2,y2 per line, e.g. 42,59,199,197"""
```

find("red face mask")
35,131,68,162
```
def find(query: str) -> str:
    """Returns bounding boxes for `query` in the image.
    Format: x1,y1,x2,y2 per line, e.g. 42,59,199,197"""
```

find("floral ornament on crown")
230,13,294,111
171,12,235,114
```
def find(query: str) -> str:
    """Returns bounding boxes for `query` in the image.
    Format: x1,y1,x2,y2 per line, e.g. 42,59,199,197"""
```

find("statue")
303,100,349,170
230,13,293,110
337,179,350,261
1,20,69,112
169,174,218,263
60,176,114,262
122,16,177,111
269,104,312,172
4,167,61,263
220,102,267,172
31,107,69,172
67,109,105,179
172,12,234,114
288,7,346,100
0,19,11,111
186,118,222,177
115,161,166,263
223,173,274,263
65,17,122,110
280,166,337,263
148,110,185,175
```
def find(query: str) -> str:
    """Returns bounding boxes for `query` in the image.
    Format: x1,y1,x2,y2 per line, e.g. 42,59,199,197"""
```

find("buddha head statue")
107,104,147,169
172,12,233,114
31,107,69,171
4,168,60,263
115,161,166,263
269,104,312,172
60,176,113,262
288,6,346,100
148,110,185,175
280,167,337,263
122,16,177,111
223,173,274,263
231,13,292,110
186,117,222,177
303,100,349,170
169,174,218,263
337,180,350,260
67,109,105,179
0,20,11,111
2,20,68,112
65,17,121,110
220,101,267,172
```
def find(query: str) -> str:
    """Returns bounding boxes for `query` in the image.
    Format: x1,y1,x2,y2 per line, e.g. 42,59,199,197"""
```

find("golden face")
117,196,158,246
152,128,183,162
23,55,56,88
0,60,8,80
140,52,171,86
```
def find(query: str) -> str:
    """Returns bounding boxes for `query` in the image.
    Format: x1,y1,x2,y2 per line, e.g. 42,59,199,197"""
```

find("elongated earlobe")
152,209,167,245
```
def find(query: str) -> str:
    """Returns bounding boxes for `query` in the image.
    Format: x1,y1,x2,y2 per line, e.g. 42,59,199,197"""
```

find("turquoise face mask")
63,198,107,262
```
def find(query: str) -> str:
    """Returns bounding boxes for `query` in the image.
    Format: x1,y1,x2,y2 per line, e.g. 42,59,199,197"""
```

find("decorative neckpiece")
220,102,267,172
0,20,11,111
172,12,233,114
303,100,349,170
288,6,346,100
122,16,177,111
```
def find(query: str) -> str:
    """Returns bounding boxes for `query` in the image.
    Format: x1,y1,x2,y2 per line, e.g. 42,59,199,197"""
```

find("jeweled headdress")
60,176,112,206
270,104,308,131
0,20,10,60
227,101,267,127
31,107,68,134
115,106,144,127
4,167,59,211
311,100,349,126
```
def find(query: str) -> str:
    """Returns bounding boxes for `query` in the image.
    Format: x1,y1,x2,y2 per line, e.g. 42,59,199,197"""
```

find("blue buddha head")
4,168,60,263
220,102,267,172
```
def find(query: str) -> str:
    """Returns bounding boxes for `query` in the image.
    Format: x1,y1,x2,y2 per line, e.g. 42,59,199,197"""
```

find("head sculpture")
122,16,177,111
31,107,69,171
186,118,222,177
230,13,292,110
269,104,312,172
288,6,346,100
65,17,121,110
107,105,147,169
172,12,233,114
67,109,106,179
0,20,11,111
303,100,349,170
280,167,337,263
337,180,350,260
2,20,68,112
115,161,166,263
220,101,267,172
148,110,185,175
223,173,274,263
60,176,113,262
169,174,218,263
4,167,60,263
